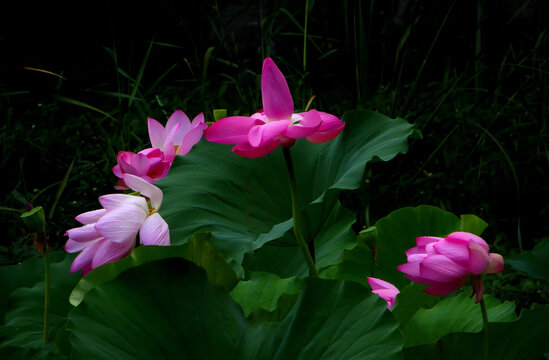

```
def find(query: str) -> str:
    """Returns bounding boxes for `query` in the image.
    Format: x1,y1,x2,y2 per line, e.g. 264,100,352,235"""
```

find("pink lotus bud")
397,231,504,303
367,277,400,310
112,148,171,190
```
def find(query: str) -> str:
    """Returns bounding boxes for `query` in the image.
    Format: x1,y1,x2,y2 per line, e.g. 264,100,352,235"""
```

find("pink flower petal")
114,178,129,190
123,174,163,210
403,274,439,286
484,253,504,274
70,238,106,274
446,232,489,252
419,255,469,282
75,209,107,224
416,236,442,247
425,242,436,256
423,278,468,296
91,238,135,269
112,164,124,178
98,194,148,212
367,277,397,291
366,278,399,310
285,110,321,139
139,148,164,157
405,247,424,257
140,213,170,246
397,262,422,278
130,153,151,175
433,238,470,265
232,140,281,158
374,289,399,309
94,205,147,244
191,112,206,127
261,58,294,120
204,116,262,144
317,112,341,129
407,253,428,263
65,224,102,243
305,111,345,143
148,117,166,149
248,120,290,147
467,242,490,274
166,110,191,143
65,238,96,253
176,123,207,156
118,154,137,174
163,122,182,153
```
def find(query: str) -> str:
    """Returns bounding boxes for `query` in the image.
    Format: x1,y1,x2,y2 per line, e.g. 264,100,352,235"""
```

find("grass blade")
48,154,76,219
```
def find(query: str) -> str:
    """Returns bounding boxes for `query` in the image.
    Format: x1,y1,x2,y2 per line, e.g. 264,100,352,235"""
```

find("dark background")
1,0,548,266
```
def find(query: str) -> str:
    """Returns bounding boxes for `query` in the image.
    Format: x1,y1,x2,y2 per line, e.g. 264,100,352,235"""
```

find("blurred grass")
0,0,548,310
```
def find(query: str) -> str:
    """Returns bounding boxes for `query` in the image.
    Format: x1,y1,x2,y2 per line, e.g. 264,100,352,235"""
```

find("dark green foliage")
1,0,547,310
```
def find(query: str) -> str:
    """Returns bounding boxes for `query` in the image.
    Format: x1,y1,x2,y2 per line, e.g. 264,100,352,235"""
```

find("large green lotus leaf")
291,110,414,204
157,110,415,275
403,305,549,360
244,196,359,278
0,346,65,360
69,232,238,306
400,292,516,347
68,259,247,359
301,192,358,270
506,237,549,283
245,277,402,360
391,283,440,328
242,240,308,278
229,271,302,321
320,232,375,287
372,205,492,289
67,258,403,359
459,214,489,235
0,253,79,352
0,251,66,323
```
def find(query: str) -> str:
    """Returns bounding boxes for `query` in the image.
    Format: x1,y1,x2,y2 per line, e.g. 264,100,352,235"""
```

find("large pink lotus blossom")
397,231,504,303
112,148,171,190
367,277,400,310
148,110,208,162
204,57,345,158
65,174,169,275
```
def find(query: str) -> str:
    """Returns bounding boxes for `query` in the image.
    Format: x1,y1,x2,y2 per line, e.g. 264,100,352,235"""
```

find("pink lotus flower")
204,57,345,158
112,148,171,190
148,110,208,161
397,231,504,303
367,277,400,310
65,174,169,275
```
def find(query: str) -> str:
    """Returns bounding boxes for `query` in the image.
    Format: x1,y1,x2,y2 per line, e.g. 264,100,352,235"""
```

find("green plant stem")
43,238,51,344
480,297,489,360
283,147,319,277
303,0,309,73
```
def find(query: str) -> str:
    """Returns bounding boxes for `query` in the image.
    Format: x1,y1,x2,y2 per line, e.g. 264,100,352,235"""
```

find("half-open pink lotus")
148,110,208,161
204,57,345,158
112,110,207,188
65,174,169,275
397,231,504,302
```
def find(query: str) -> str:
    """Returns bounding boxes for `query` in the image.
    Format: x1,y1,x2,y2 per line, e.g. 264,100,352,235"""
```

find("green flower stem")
303,0,309,72
480,297,489,360
283,147,319,277
43,237,51,344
